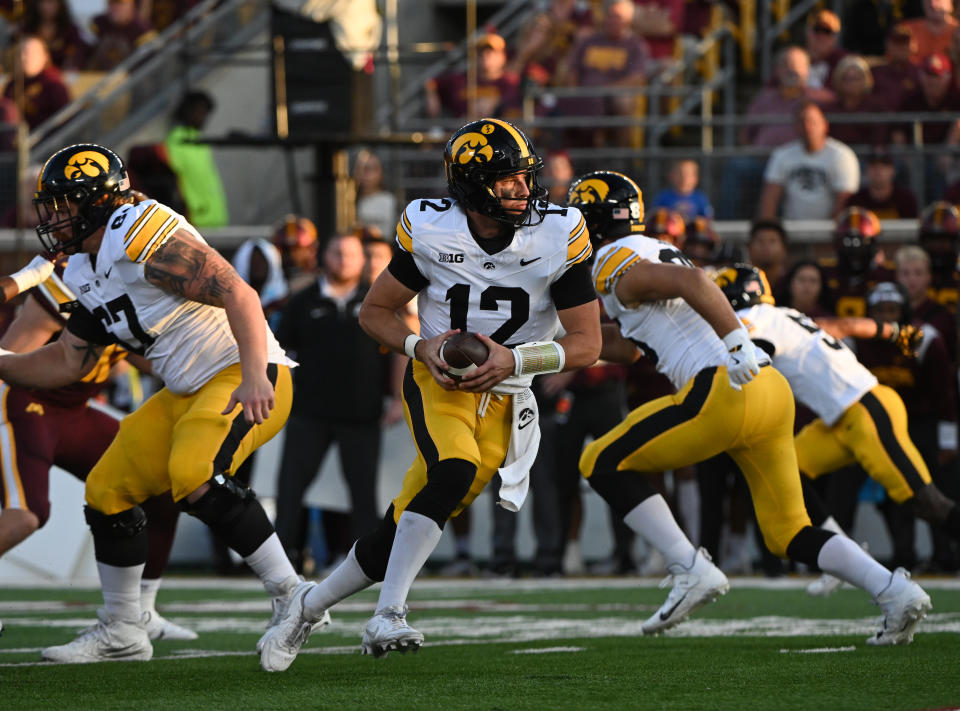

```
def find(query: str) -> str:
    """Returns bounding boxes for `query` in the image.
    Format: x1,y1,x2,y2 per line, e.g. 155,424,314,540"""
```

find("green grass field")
2,576,959,710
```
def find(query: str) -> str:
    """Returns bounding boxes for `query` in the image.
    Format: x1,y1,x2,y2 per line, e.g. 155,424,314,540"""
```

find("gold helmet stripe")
485,118,529,158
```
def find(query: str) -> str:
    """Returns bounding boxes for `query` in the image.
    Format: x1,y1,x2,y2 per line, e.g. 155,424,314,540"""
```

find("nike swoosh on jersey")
660,592,688,621
520,257,541,266
105,267,113,278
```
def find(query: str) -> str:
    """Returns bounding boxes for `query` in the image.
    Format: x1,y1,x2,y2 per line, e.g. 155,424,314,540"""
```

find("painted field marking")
511,646,586,655
779,646,857,654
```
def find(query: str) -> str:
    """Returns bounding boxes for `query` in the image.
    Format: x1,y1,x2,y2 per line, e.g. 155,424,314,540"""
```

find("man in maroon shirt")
805,9,848,91
846,151,919,219
894,51,960,145
2,35,70,131
425,33,522,119
872,26,923,112
87,0,156,71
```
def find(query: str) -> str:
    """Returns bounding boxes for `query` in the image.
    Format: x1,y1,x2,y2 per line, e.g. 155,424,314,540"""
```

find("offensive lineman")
259,118,601,671
0,144,299,663
569,170,931,644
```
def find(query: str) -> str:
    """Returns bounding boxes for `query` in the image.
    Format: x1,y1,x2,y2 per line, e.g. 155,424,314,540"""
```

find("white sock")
816,534,892,597
244,533,298,590
99,562,145,621
140,577,161,613
821,516,846,536
675,478,701,546
376,511,442,611
304,544,373,618
623,495,697,569
454,534,470,558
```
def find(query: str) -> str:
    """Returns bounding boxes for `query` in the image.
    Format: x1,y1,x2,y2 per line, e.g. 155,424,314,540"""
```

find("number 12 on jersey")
445,283,530,344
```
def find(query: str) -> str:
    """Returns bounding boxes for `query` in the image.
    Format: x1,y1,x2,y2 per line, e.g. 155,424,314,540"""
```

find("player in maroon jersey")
820,207,896,317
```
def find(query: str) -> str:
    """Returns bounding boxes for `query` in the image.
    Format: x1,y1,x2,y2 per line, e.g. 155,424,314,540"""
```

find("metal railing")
28,0,268,163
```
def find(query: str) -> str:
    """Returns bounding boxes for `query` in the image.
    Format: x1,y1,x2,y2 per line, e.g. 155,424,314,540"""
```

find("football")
439,332,490,379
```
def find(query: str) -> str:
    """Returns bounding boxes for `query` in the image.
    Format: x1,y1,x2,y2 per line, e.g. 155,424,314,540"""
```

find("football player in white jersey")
259,118,601,671
0,144,302,663
569,170,931,645
714,264,960,593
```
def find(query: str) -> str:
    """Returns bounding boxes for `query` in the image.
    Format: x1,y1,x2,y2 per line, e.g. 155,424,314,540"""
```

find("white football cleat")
42,608,152,664
143,610,199,641
259,580,327,672
642,547,730,635
257,580,331,654
806,572,844,597
361,605,424,658
867,567,931,646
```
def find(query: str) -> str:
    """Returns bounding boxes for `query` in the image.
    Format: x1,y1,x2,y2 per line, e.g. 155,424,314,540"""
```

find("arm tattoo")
144,230,239,306
72,341,105,370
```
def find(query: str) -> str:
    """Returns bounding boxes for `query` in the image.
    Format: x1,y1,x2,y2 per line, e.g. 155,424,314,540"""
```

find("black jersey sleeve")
387,249,429,293
550,261,597,310
64,303,116,346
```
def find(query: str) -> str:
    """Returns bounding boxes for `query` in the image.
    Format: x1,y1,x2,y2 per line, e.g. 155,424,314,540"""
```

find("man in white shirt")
758,101,860,220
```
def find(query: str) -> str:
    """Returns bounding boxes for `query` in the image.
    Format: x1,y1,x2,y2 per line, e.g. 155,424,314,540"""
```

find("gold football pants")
580,365,810,557
392,361,512,522
85,363,292,514
795,384,931,503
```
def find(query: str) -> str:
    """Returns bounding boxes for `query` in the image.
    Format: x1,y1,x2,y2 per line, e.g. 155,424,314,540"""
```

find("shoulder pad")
111,202,180,264
592,241,643,295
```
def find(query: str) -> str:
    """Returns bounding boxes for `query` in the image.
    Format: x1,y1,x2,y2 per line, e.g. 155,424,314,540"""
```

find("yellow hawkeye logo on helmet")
713,267,738,289
569,179,610,205
65,151,111,180
451,132,493,165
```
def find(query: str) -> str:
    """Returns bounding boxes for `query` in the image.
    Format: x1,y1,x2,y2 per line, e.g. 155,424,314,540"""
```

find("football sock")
99,561,145,621
816,534,892,597
140,577,161,612
454,534,471,559
675,478,701,545
376,511,442,611
304,544,373,619
244,533,298,590
623,495,697,569
820,516,846,536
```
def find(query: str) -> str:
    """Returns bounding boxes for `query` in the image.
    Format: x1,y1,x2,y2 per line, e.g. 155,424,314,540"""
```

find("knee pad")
84,505,147,538
784,525,835,566
84,505,148,566
587,468,658,519
406,459,476,528
354,506,397,582
181,474,271,557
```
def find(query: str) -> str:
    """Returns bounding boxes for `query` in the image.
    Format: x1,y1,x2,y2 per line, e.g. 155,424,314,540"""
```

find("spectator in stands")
896,244,957,361
139,0,201,32
506,0,595,84
360,226,394,285
746,218,789,289
542,150,575,204
781,260,832,317
164,90,228,228
847,150,919,218
805,9,848,90
353,149,397,241
898,0,958,62
894,52,960,200
18,0,89,71
842,0,903,56
632,0,685,63
717,46,833,219
272,214,319,296
425,32,522,119
2,35,70,131
87,0,156,72
872,26,923,112
822,55,888,147
554,0,650,147
651,159,714,220
273,231,390,572
759,101,860,220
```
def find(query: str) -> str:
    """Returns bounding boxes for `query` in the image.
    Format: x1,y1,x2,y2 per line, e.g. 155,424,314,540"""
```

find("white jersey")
736,303,877,426
592,235,769,389
395,198,592,344
63,199,291,395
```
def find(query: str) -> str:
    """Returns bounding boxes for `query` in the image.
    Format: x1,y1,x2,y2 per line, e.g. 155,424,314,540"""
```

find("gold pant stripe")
795,384,931,503
580,366,810,557
0,384,26,510
392,361,511,522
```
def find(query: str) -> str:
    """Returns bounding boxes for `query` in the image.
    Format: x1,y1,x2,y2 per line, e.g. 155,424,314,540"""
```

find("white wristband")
938,421,958,451
404,334,424,360
10,255,55,293
512,341,566,376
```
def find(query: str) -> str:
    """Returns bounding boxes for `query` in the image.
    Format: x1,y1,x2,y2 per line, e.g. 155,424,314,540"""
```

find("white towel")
491,374,539,512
